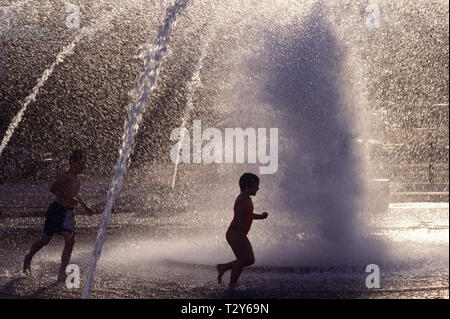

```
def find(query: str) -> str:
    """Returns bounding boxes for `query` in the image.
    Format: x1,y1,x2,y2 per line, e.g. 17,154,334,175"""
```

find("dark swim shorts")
43,202,75,237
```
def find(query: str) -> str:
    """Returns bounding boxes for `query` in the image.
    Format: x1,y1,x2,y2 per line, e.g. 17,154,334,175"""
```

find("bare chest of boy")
57,174,81,207
66,177,81,197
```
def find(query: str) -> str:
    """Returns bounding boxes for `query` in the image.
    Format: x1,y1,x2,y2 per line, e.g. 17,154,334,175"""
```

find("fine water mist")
158,1,387,268
0,0,447,298
0,2,126,157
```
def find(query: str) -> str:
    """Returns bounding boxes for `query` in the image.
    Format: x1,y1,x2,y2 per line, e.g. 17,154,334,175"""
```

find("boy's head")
69,149,86,173
239,173,260,195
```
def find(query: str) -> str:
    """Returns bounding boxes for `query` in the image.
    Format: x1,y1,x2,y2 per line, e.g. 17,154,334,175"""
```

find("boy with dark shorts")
23,150,94,282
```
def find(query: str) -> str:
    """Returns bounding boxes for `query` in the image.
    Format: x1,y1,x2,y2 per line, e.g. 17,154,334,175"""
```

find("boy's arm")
253,212,268,220
232,200,247,233
74,196,95,215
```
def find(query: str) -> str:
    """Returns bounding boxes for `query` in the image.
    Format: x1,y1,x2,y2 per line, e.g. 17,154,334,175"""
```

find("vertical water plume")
82,0,189,299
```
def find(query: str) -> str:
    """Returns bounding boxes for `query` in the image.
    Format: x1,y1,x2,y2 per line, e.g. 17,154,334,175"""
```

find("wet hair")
69,150,84,164
239,173,259,192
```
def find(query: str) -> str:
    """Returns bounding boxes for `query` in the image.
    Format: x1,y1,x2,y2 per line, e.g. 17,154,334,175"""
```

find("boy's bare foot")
217,264,225,284
23,254,31,275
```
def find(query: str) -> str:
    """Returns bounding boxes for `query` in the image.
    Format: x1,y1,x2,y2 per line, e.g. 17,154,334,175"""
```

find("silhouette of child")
23,150,94,282
217,173,268,289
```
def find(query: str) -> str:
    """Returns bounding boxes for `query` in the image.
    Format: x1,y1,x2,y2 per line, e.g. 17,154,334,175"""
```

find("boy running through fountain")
217,173,268,289
23,150,94,282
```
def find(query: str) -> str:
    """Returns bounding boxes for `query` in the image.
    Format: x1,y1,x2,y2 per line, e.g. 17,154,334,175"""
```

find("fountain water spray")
0,0,29,28
0,0,29,22
0,4,126,158
82,0,189,299
171,23,215,189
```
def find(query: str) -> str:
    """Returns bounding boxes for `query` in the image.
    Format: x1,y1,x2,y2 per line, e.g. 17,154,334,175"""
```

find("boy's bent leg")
229,260,245,288
228,236,255,288
23,235,52,273
57,232,75,282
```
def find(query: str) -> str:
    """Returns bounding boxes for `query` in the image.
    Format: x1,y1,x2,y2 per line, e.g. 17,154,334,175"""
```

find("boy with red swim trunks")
217,173,268,289
23,150,94,282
